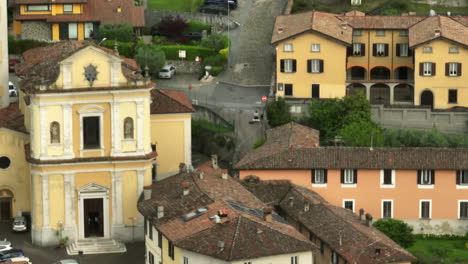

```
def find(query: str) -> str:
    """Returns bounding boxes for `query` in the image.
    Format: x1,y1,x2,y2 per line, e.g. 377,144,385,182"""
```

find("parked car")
0,240,12,252
183,32,203,41
205,0,237,9
8,59,19,73
12,216,27,232
52,260,79,264
199,4,228,15
158,65,176,79
0,249,25,263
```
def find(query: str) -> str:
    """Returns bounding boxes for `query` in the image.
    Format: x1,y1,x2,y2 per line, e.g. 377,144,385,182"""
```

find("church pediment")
78,183,109,193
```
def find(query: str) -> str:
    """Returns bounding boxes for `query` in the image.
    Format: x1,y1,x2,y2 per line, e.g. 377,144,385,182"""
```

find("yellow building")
12,0,144,41
273,11,468,109
0,0,8,108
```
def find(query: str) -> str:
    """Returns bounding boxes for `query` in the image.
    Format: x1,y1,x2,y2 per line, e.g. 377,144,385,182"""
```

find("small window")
311,43,320,52
149,225,153,240
63,4,73,12
291,256,298,264
376,43,386,56
376,30,385,36
290,105,302,113
448,63,459,76
457,170,468,185
382,169,394,186
68,23,78,39
418,170,434,186
0,156,11,169
423,62,433,76
399,43,409,57
168,240,174,259
285,84,293,96
400,30,409,36
449,46,459,53
331,251,338,264
420,200,431,219
124,117,134,139
341,169,357,185
307,59,323,73
83,116,100,149
25,4,51,11
423,46,432,53
353,30,362,36
459,201,468,219
382,200,393,218
448,90,457,104
320,240,324,255
284,43,293,52
352,43,362,56
343,200,354,212
312,169,327,184
183,256,189,264
281,59,296,73
311,84,320,99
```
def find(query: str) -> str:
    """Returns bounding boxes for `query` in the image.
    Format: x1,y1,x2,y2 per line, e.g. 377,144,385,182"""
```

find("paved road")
0,222,144,264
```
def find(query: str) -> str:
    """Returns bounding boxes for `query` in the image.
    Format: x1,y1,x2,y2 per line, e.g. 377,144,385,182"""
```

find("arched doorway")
370,83,390,105
420,90,434,108
346,83,366,97
394,84,414,103
370,67,391,80
0,189,14,221
347,66,367,80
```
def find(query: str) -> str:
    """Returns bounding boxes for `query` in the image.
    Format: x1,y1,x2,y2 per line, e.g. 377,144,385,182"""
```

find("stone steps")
66,238,126,255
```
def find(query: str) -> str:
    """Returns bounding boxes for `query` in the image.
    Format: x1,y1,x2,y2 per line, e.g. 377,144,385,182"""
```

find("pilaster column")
64,173,75,228
136,100,144,152
389,83,396,105
63,104,73,156
112,171,123,225
137,170,145,224
40,106,47,157
184,117,192,166
112,102,121,155
42,174,50,228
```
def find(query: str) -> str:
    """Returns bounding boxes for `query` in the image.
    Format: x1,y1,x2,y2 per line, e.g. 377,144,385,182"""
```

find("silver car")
158,65,176,79
12,216,27,232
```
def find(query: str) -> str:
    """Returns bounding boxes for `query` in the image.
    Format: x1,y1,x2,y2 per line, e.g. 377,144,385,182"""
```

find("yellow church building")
0,41,193,252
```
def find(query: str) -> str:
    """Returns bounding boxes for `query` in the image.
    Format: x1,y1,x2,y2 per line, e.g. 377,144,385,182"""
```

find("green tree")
134,44,166,76
338,121,384,147
200,34,229,52
98,23,134,42
266,97,291,128
373,218,415,248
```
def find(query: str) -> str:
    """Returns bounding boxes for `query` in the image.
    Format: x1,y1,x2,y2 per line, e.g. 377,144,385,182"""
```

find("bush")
203,54,227,67
152,35,168,45
252,137,266,149
161,45,215,60
155,16,188,41
219,48,228,59
8,36,49,54
134,44,166,76
98,23,134,42
186,20,212,33
100,40,135,58
209,66,224,76
266,97,291,128
373,218,415,248
200,33,229,52
338,121,384,147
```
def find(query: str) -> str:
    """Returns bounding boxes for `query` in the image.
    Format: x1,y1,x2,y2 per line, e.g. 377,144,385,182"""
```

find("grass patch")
407,239,468,264
252,137,266,149
291,0,388,14
148,0,204,12
192,120,234,133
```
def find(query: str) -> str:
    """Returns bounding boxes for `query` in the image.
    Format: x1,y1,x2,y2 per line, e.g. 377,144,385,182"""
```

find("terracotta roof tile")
150,89,195,114
409,16,468,47
14,0,87,3
343,15,425,29
0,103,27,134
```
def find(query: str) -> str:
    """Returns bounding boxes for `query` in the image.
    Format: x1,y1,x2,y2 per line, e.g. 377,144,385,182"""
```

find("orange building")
235,122,468,235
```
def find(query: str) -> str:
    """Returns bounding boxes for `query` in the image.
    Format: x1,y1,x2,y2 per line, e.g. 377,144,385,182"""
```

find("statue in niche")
50,121,60,144
124,117,134,139
84,64,98,87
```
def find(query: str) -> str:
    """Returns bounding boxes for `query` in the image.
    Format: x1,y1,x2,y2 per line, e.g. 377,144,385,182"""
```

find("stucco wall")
21,21,51,41
0,1,8,108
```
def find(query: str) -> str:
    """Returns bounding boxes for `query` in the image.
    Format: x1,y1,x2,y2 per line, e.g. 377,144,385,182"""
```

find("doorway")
0,198,11,221
84,198,104,237
420,90,434,109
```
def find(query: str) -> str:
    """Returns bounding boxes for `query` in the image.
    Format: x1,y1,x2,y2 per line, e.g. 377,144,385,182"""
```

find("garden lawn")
147,0,204,12
407,239,468,264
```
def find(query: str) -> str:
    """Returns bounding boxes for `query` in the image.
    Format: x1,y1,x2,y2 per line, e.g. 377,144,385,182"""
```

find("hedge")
209,66,224,76
8,36,49,54
100,40,135,58
161,45,215,60
186,21,212,33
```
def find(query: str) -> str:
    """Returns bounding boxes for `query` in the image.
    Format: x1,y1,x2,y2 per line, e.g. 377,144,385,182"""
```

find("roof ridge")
154,89,193,112
228,216,242,261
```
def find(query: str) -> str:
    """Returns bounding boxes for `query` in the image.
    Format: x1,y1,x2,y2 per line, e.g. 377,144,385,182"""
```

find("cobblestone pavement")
0,222,144,264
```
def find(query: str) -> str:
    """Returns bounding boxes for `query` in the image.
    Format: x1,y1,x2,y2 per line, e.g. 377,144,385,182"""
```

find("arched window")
124,117,134,139
0,156,11,169
50,121,60,144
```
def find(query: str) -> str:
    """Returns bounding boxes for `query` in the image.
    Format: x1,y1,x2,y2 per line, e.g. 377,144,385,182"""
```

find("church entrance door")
84,198,104,237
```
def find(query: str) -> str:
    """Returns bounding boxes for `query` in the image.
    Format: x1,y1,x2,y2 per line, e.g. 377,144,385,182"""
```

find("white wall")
180,249,230,264
232,251,314,264
145,220,162,264
0,0,9,108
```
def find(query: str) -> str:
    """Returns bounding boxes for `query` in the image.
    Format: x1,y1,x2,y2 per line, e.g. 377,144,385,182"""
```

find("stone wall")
371,105,468,134
166,60,202,74
21,21,51,41
404,219,468,235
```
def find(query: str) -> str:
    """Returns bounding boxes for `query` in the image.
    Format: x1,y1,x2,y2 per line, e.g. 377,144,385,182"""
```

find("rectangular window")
423,46,432,53
284,43,293,52
400,30,409,36
382,200,393,218
84,23,94,39
291,256,298,264
399,43,409,57
376,43,385,56
418,170,434,186
281,59,296,73
312,169,327,184
168,240,174,259
353,30,362,36
383,170,393,185
68,23,78,39
423,62,433,76
341,169,357,185
83,116,100,149
311,84,320,99
183,256,189,264
307,59,323,73
420,200,431,219
448,62,459,76
311,43,320,52
331,251,338,264
144,218,147,235
158,232,162,249
459,201,468,219
449,90,457,104
148,251,154,264
449,46,459,53
149,225,153,240
25,4,51,11
343,200,355,212
352,43,362,56
63,4,73,12
285,84,293,96
457,170,468,185
376,30,385,36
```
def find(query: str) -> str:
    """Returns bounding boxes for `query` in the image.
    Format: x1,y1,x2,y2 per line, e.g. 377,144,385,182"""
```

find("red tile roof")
409,16,468,47
150,89,195,114
0,103,27,134
343,15,425,29
14,0,87,3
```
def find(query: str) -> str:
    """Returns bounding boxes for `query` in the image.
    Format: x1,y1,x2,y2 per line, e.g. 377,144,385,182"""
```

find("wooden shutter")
307,60,311,73
347,46,352,56
341,169,344,183
324,169,328,183
396,44,401,57
458,63,462,76
445,63,449,76
319,60,324,73
353,169,358,184
280,60,285,72
311,170,315,183
417,170,421,184
361,44,365,56
384,44,389,56
372,44,377,56
432,63,436,76
419,63,424,76
431,170,435,184
408,48,413,56
456,171,461,185
292,60,297,72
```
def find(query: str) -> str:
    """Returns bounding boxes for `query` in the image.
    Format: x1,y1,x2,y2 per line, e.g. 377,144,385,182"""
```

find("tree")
134,44,166,76
200,34,229,52
98,23,134,42
266,97,291,128
338,121,384,147
155,16,188,41
373,218,415,248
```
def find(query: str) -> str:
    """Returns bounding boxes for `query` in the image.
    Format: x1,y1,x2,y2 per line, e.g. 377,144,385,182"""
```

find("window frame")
458,200,468,220
158,232,162,249
423,46,432,53
380,169,395,188
418,169,435,188
381,199,393,218
423,62,433,76
168,240,175,260
352,43,362,56
63,4,73,13
343,199,355,212
25,4,51,12
331,251,338,264
449,46,459,54
341,169,357,187
399,43,409,57
311,43,320,52
284,43,293,52
376,30,385,36
352,30,362,36
81,114,103,151
311,83,320,99
419,200,432,219
183,256,189,264
291,256,298,264
399,30,409,36
284,83,293,96
283,59,295,73
310,59,320,73
312,169,327,186
448,62,459,77
376,43,386,56
456,170,468,189
448,89,458,104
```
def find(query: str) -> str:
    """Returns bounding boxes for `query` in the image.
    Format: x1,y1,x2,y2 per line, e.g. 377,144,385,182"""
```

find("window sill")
380,184,395,188
418,184,434,189
420,218,431,220
448,102,458,104
312,183,327,188
82,147,104,152
341,184,357,188
456,185,468,189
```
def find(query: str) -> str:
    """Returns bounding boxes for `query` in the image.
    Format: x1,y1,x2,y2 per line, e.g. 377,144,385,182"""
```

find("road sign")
179,50,186,58
262,96,267,102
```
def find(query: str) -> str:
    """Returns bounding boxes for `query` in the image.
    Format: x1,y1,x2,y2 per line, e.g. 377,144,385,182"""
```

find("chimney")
143,186,152,200
340,21,347,30
211,155,218,169
199,171,204,179
156,202,164,219
359,208,365,222
263,207,272,222
212,215,221,224
277,27,284,34
435,29,441,37
217,241,225,251
181,182,190,196
365,213,373,226
221,173,228,180
447,11,451,16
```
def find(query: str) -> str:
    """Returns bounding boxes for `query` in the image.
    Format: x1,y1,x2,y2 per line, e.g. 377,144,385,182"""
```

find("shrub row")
8,36,49,55
413,233,468,240
100,40,135,58
161,45,215,60
186,20,212,33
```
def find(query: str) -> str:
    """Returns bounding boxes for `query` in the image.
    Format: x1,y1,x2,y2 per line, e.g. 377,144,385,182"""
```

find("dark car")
199,4,228,15
205,0,237,9
0,249,25,262
8,59,19,73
